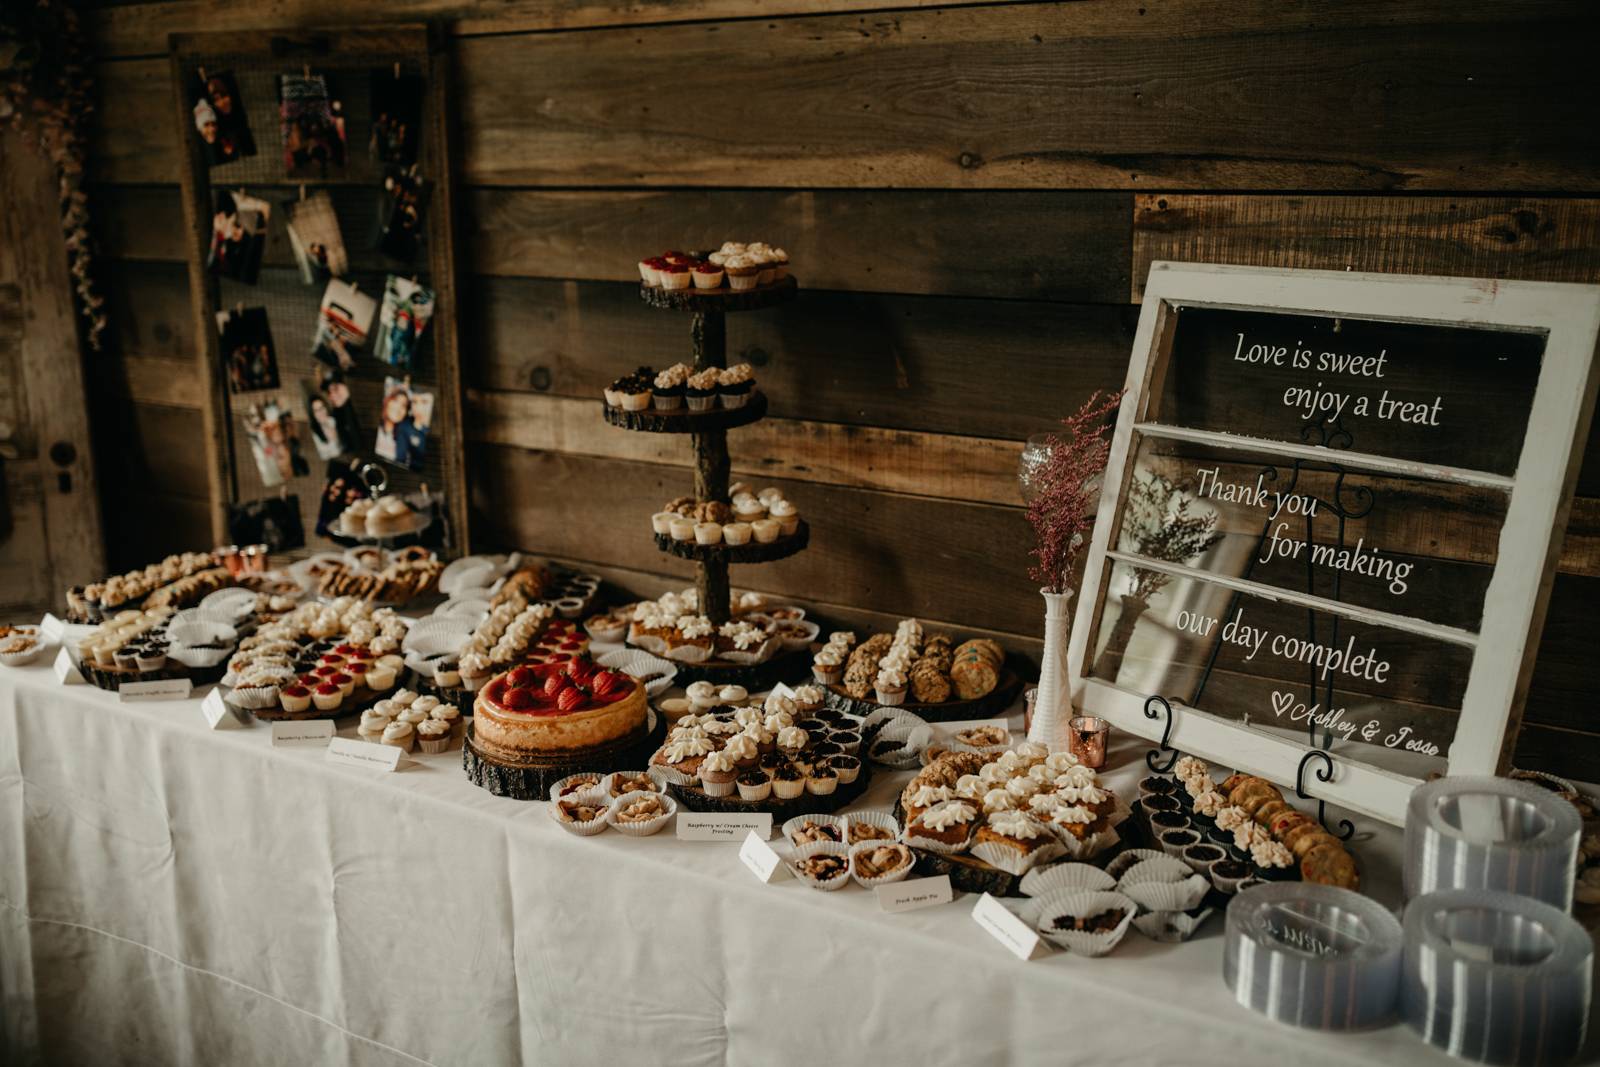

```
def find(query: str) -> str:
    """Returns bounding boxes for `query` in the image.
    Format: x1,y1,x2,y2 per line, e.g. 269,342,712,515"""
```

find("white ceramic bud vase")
1028,587,1076,750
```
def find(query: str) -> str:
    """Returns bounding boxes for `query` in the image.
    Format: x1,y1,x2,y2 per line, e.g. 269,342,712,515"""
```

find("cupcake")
396,706,429,726
751,519,781,544
365,663,397,690
637,258,658,285
432,660,461,688
668,517,696,542
685,368,720,411
278,684,312,713
431,702,464,738
619,379,653,412
768,499,799,536
736,770,772,802
694,522,723,545
390,688,418,707
358,708,390,739
698,751,739,797
135,644,168,672
769,247,790,280
732,496,766,523
826,754,861,785
416,718,451,754
718,363,755,409
723,253,761,291
458,654,493,692
792,685,824,713
657,262,691,290
312,683,342,712
812,647,843,685
771,765,806,800
806,765,839,796
723,522,752,546
381,720,414,752
651,511,677,535
875,665,907,706
653,365,688,410
692,261,724,289
777,725,809,759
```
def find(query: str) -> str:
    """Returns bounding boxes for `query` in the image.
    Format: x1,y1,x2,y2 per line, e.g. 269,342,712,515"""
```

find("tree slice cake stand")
891,799,1022,896
653,519,807,563
822,669,1023,724
237,684,394,722
623,643,812,689
83,661,225,693
603,391,768,433
668,762,870,818
462,714,668,801
638,275,797,313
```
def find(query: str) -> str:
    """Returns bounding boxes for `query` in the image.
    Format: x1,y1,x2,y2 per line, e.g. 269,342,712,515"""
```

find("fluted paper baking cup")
548,772,608,803
790,841,853,891
1034,890,1137,957
1118,854,1197,887
1105,849,1169,881
849,840,916,888
605,791,676,836
970,828,1067,877
1020,862,1116,897
1402,888,1591,1065
844,810,900,845
1404,776,1581,910
783,813,848,849
1119,874,1210,913
1052,825,1121,861
1224,882,1403,1031
548,789,611,837
1133,907,1215,943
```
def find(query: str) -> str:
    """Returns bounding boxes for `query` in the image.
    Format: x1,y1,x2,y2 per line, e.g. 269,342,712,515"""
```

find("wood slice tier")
892,799,1022,896
84,661,225,693
639,275,797,312
821,669,1022,724
239,683,392,722
462,715,668,801
654,519,808,564
668,763,870,817
628,644,812,689
603,390,767,433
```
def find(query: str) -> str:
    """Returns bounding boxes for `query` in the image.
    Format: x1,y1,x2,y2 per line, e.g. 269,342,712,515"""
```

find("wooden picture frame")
1069,262,1600,825
167,26,468,555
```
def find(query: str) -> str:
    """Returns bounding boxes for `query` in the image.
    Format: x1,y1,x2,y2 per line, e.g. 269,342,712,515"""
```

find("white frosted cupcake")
733,495,766,523
416,718,451,754
396,706,429,726
875,665,907,706
358,707,391,739
365,663,396,690
430,702,463,738
381,720,414,752
390,688,418,708
751,519,781,544
769,499,800,536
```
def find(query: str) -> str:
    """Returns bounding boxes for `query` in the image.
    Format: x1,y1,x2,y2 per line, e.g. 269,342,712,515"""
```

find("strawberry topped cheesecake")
472,660,648,760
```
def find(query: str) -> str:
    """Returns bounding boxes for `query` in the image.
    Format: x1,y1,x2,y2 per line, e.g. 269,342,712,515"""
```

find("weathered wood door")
0,131,105,613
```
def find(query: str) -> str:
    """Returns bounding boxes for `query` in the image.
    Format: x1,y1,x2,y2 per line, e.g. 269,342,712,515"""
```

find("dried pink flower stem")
1026,389,1124,593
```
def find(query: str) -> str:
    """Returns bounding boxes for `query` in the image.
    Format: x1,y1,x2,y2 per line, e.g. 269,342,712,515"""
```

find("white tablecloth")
0,661,1579,1067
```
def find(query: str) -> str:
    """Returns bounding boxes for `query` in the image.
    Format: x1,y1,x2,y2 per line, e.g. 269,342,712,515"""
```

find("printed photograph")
284,191,348,283
279,72,347,177
216,306,278,393
241,398,311,489
379,168,428,261
370,71,423,166
310,278,376,371
189,68,256,166
306,368,365,459
374,275,435,370
226,495,305,553
374,376,433,472
315,456,371,537
206,190,270,284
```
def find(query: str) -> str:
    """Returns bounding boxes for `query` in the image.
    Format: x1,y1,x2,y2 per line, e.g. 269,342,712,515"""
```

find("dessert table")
0,661,1587,1067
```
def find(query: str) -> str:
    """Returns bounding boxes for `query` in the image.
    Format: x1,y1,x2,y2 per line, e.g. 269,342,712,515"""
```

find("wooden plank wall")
79,0,1600,777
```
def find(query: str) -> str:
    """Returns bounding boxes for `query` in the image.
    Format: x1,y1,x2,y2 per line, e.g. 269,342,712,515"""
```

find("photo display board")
1069,263,1600,825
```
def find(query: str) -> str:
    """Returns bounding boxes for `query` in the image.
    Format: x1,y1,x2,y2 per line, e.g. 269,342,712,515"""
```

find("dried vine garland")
1,0,106,350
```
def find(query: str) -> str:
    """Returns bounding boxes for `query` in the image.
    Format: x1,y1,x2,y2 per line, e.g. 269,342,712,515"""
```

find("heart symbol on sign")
1270,690,1294,719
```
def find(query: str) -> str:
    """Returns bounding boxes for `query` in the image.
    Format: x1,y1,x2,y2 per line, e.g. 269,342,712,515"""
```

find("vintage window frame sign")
1069,262,1600,825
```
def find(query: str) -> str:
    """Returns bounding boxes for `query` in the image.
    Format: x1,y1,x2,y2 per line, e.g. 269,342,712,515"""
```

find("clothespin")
303,63,311,78
298,184,306,201
394,62,401,79
198,65,207,83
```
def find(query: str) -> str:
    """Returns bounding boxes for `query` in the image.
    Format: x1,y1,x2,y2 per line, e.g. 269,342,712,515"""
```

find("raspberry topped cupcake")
692,261,725,290
657,262,691,290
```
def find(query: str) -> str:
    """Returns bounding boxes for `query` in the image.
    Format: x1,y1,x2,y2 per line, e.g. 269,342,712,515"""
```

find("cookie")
1301,842,1359,890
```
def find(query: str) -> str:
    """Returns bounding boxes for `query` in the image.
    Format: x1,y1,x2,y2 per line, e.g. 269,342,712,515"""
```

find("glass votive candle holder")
242,544,270,573
1068,715,1110,769
218,544,244,577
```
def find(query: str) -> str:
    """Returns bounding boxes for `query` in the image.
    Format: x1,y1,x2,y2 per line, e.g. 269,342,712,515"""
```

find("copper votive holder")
218,545,245,577
1069,716,1109,769
242,544,270,574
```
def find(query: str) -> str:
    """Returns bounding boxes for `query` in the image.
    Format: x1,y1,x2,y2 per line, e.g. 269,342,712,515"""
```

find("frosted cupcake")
686,367,721,411
751,519,781,545
653,364,689,410
380,720,414,752
698,751,739,797
732,495,766,523
768,499,799,536
875,665,907,706
718,363,755,409
358,708,390,740
430,702,464,738
723,253,761,291
812,647,843,685
723,522,752,546
416,718,451,754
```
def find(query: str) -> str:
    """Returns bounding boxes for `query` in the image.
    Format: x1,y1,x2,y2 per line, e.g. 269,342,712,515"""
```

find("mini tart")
853,843,913,880
278,685,312,713
471,664,648,760
692,262,725,289
657,263,692,290
312,683,342,711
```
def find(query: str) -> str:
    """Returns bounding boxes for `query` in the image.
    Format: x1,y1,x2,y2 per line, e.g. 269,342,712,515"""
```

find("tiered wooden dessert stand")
606,276,808,687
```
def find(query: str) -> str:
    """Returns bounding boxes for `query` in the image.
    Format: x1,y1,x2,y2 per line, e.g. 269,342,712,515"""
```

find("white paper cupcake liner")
549,788,611,837
970,834,1068,877
1118,854,1197,886
1132,907,1215,943
605,791,677,836
1051,825,1121,861
903,805,979,854
1020,862,1117,898
549,772,608,803
1035,890,1138,957
779,621,820,652
783,814,848,849
849,841,916,888
417,735,451,755
789,841,853,891
229,684,279,710
603,770,662,799
1119,874,1211,913
662,643,714,664
650,763,696,787
0,645,46,668
1105,849,1168,880
845,810,901,846
169,644,231,669
167,619,238,649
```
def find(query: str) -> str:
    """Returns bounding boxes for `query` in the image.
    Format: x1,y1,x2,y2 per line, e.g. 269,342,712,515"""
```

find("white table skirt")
0,662,1536,1066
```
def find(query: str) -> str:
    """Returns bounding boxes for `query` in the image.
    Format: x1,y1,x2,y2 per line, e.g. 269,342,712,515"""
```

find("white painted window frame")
1069,262,1600,825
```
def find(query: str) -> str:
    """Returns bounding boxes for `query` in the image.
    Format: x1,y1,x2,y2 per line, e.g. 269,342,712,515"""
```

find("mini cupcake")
875,665,907,706
278,684,312,713
432,660,461,688
330,672,355,698
793,685,824,713
812,647,843,685
657,262,691,290
771,765,806,800
358,708,390,739
723,522,752,546
668,517,695,542
769,247,790,280
396,706,429,726
637,258,658,285
718,363,755,409
732,495,766,523
698,751,739,797
751,519,781,544
381,720,414,752
390,688,418,707
735,770,772,802
312,683,342,712
826,754,861,785
723,254,761,291
416,718,451,754
806,765,839,796
692,261,725,289
653,365,688,410
366,663,397,690
619,379,653,412
430,702,464,738
135,644,168,672
685,367,720,411
769,499,800,536
651,511,678,536
694,522,723,546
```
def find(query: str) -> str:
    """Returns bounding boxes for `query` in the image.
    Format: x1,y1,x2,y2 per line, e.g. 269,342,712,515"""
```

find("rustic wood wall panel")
78,0,1600,777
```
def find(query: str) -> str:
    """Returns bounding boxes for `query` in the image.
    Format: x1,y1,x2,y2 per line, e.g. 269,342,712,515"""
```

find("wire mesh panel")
168,29,464,561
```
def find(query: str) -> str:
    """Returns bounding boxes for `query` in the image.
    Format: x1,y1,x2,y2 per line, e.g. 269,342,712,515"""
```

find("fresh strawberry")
543,673,566,697
592,671,628,696
502,687,535,710
556,686,586,713
507,666,537,689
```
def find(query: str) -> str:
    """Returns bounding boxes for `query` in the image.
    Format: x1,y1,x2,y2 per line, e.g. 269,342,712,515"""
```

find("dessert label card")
971,893,1045,961
877,875,953,914
739,830,787,883
678,812,773,842
53,648,84,685
326,737,403,772
271,720,333,746
201,688,243,730
39,614,64,644
119,677,194,702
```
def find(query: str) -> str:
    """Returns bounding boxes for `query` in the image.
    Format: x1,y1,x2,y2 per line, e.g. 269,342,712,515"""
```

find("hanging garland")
1,0,107,351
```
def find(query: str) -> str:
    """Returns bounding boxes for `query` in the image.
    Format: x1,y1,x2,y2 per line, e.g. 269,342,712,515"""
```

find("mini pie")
853,844,913,880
